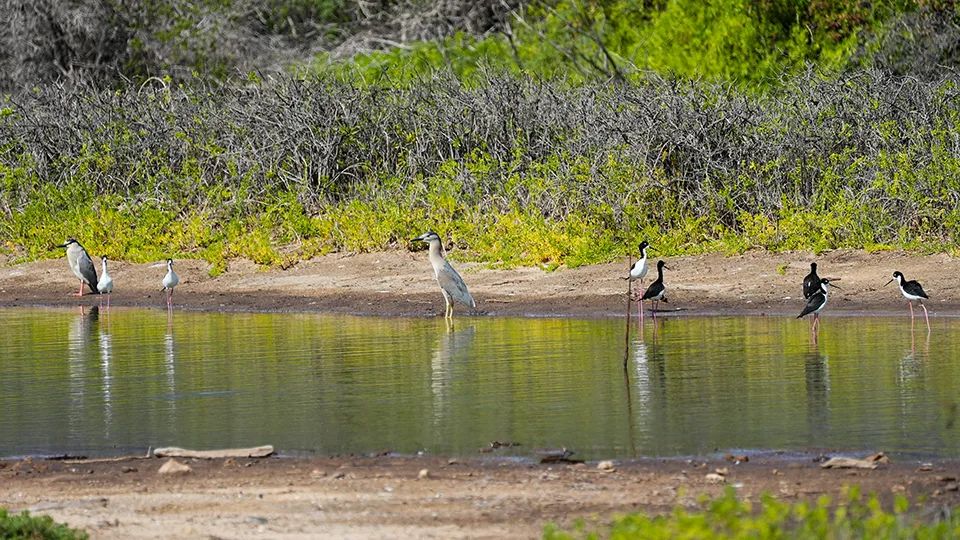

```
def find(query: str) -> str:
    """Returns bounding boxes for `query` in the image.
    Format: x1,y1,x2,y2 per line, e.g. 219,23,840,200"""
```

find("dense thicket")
3,1,960,266
3,0,959,93
0,0,518,93
2,68,960,266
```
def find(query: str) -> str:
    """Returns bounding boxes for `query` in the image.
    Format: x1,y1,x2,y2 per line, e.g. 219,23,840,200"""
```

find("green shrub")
0,508,88,540
544,487,960,539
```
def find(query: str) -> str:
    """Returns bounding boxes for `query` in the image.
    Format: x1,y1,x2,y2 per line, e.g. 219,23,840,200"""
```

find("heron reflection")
430,323,476,426
67,306,99,439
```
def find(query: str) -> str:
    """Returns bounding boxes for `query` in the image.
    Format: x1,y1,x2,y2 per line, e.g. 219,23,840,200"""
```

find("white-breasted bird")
412,231,475,319
886,271,930,331
97,256,113,310
56,238,98,296
161,259,179,311
628,241,650,283
627,240,651,321
797,277,839,333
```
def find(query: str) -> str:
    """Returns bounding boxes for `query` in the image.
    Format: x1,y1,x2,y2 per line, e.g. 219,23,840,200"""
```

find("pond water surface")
2,307,958,461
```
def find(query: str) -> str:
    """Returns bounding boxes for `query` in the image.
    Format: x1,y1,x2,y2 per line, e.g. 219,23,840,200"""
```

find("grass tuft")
0,508,88,540
543,487,960,539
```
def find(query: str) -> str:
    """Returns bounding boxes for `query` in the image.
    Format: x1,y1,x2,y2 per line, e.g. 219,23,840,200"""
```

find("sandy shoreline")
3,452,960,539
1,248,958,317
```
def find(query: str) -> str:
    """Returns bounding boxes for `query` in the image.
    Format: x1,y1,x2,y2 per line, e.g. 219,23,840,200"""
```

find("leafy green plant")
0,508,88,540
544,486,960,539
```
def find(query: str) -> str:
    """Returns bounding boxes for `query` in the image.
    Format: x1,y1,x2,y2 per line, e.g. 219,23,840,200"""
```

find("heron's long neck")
427,241,445,276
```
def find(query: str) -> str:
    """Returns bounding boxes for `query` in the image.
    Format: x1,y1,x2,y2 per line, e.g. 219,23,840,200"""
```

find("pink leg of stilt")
107,293,110,312
638,279,644,325
921,303,930,332
909,302,915,328
99,294,103,309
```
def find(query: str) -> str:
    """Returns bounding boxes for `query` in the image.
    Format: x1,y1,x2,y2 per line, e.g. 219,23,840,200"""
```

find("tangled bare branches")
1,68,959,243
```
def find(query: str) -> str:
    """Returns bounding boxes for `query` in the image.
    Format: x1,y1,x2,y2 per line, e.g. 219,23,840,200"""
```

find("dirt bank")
1,249,957,317
2,453,959,539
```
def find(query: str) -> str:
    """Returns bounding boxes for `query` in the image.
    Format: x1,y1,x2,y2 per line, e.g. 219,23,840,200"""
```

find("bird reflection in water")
98,320,113,438
804,344,830,437
431,323,476,426
164,316,177,422
68,306,100,439
630,324,667,458
898,328,930,390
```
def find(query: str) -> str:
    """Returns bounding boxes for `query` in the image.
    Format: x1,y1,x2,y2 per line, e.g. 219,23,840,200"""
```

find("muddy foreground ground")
3,248,960,538
2,453,960,539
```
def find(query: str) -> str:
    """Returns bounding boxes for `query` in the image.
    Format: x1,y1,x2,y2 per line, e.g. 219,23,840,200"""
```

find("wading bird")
802,262,820,299
161,259,179,311
97,256,113,310
797,278,838,333
412,231,475,319
886,271,930,331
626,240,650,320
56,238,97,296
641,260,669,320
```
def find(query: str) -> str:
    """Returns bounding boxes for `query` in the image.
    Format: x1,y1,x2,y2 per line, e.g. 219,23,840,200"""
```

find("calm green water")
1,307,958,461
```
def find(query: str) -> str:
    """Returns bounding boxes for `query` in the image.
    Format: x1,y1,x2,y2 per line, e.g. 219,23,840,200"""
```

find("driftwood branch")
153,445,276,459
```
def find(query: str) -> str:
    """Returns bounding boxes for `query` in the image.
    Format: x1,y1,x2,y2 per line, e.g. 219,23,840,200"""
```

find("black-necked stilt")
886,271,930,331
97,256,113,311
626,241,650,321
161,259,179,311
55,238,98,296
628,241,650,282
802,262,820,299
641,260,669,319
797,278,839,332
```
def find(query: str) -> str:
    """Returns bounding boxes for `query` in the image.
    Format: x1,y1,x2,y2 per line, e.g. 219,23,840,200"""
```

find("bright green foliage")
543,487,960,539
0,508,88,540
309,0,922,85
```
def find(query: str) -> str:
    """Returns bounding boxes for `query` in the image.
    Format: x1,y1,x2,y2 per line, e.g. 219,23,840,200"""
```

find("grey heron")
56,238,98,296
412,231,475,319
97,256,114,310
161,259,179,310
